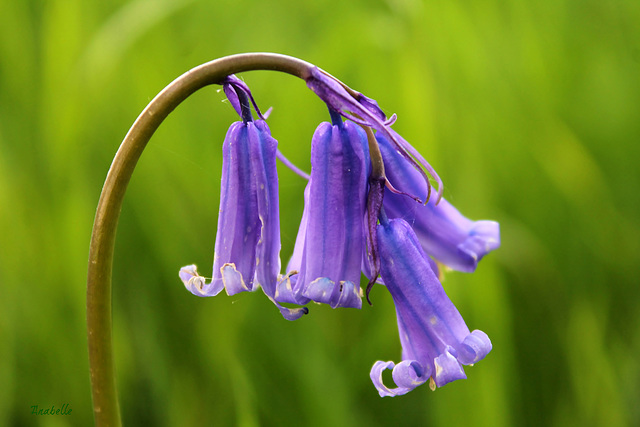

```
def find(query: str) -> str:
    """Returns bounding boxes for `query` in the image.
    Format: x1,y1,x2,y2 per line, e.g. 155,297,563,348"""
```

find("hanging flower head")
371,216,492,396
179,76,307,321
177,62,500,396
277,109,369,309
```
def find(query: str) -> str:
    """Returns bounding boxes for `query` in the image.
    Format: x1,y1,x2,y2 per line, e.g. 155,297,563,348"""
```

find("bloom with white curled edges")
281,113,368,309
371,218,492,396
178,99,308,321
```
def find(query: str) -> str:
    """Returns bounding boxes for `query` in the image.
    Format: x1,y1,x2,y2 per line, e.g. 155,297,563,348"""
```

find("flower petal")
433,347,467,388
274,303,309,321
370,360,430,397
370,361,410,397
392,360,430,390
250,120,281,298
275,272,308,305
332,280,363,309
248,120,310,320
179,264,221,297
220,263,249,295
212,122,260,295
458,329,493,365
302,278,363,309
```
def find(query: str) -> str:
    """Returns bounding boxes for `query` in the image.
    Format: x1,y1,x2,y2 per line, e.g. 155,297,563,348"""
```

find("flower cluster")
179,70,500,395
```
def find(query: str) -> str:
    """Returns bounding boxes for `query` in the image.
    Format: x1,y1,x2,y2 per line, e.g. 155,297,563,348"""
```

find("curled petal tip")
392,360,430,389
370,360,429,397
277,304,309,321
275,272,310,305
333,281,363,309
179,264,223,297
302,277,334,303
179,264,199,282
370,361,402,397
456,220,501,271
433,349,467,388
221,263,253,295
302,278,362,309
471,220,501,251
458,330,492,365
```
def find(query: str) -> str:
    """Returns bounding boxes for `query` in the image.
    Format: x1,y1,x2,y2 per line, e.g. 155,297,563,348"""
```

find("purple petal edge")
370,360,430,397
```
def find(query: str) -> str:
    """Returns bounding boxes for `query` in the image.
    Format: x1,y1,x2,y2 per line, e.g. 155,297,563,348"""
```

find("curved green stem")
87,53,314,427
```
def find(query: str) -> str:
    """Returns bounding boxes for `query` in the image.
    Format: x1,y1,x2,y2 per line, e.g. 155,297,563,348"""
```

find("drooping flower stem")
86,53,313,427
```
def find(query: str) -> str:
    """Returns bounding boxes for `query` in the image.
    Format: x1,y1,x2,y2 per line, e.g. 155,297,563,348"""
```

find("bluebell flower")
370,217,492,396
277,110,368,309
377,134,500,272
179,77,307,321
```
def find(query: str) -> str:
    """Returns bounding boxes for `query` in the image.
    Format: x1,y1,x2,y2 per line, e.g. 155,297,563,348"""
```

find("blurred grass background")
1,0,639,425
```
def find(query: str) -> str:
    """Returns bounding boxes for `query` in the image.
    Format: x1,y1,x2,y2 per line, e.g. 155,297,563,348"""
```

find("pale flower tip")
392,360,429,389
370,361,400,397
458,221,501,269
221,263,252,296
433,349,467,388
179,264,217,297
429,377,436,391
333,281,362,309
302,277,334,302
458,330,492,365
370,360,429,397
179,264,199,282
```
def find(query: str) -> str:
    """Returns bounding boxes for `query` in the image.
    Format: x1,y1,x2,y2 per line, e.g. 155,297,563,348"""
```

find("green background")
1,0,639,426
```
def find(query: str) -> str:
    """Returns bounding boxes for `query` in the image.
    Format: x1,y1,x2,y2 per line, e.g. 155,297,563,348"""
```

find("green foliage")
1,0,639,425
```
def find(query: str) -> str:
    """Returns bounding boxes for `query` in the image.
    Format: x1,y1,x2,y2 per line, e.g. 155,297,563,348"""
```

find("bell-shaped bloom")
179,119,307,321
370,218,492,396
278,117,368,309
377,134,500,273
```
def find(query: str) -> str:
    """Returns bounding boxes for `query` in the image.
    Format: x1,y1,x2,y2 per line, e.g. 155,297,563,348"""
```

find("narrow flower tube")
281,116,368,308
212,122,262,295
371,218,492,396
179,122,260,297
377,134,500,273
179,118,306,321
